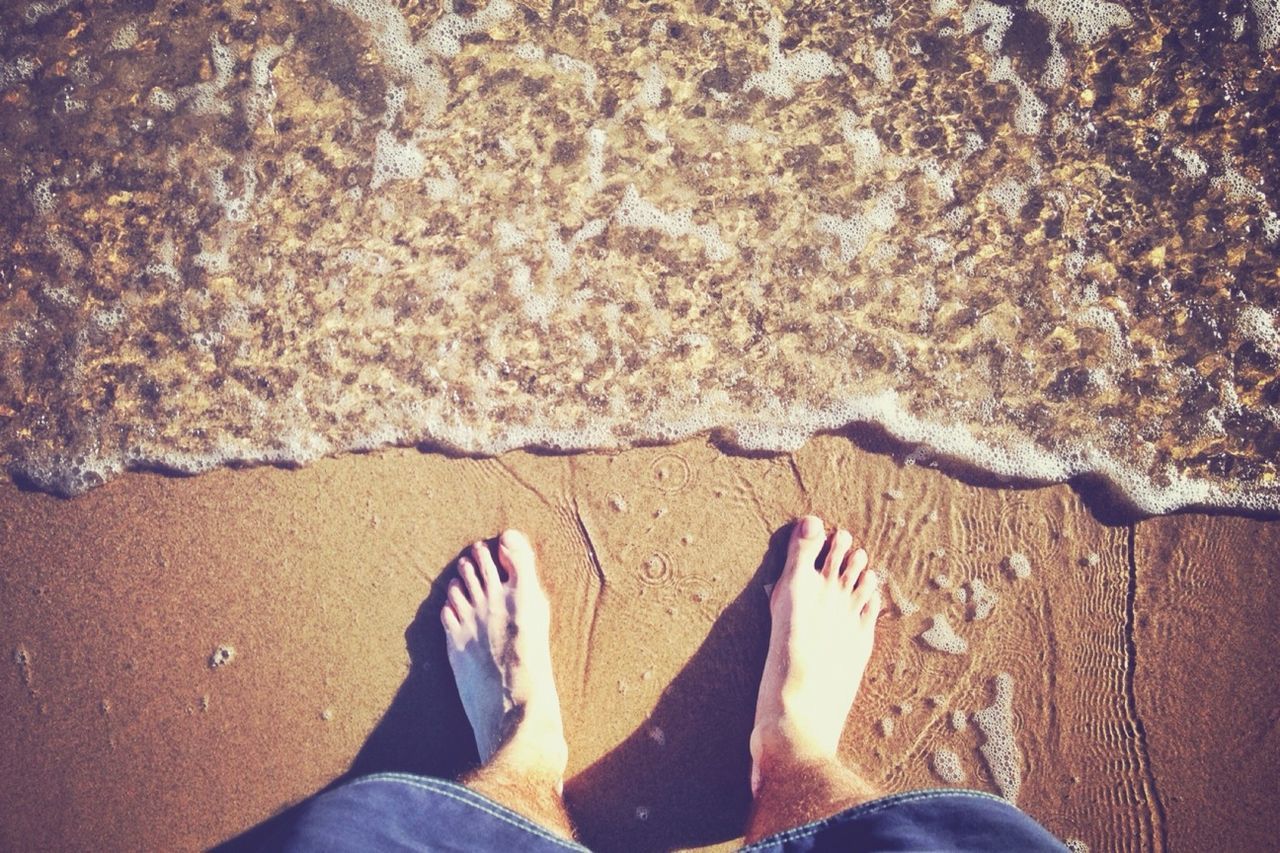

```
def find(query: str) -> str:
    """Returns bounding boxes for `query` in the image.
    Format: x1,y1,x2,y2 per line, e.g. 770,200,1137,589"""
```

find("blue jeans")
282,772,1068,852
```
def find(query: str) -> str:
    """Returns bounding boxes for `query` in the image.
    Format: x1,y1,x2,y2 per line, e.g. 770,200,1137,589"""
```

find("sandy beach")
1,437,1275,851
3,0,1278,849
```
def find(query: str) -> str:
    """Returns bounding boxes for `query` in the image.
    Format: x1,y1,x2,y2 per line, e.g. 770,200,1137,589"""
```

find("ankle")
750,720,833,775
501,713,568,771
752,706,834,753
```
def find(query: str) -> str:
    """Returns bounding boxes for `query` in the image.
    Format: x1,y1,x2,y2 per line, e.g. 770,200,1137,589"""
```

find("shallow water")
0,0,1277,512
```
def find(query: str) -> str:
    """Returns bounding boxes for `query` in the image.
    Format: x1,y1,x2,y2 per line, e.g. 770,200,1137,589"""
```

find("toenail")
801,516,821,536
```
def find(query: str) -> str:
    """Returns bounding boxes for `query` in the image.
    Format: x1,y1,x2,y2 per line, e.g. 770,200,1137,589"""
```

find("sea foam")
0,0,1275,515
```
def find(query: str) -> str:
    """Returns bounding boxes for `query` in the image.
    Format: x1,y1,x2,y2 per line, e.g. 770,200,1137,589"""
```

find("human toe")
441,604,461,634
497,528,537,582
822,528,853,578
841,547,868,588
784,515,826,577
861,588,883,624
447,578,473,617
471,540,502,585
458,556,485,602
852,567,878,611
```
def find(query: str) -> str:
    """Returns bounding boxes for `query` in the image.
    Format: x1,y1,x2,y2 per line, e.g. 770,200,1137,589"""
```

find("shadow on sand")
211,547,475,852
213,527,797,852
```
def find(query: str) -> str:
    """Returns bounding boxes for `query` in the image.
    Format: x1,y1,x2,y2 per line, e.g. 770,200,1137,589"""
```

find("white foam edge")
15,382,1278,513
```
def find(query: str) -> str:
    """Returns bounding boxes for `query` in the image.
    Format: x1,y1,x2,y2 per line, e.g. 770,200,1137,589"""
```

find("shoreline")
10,412,1280,520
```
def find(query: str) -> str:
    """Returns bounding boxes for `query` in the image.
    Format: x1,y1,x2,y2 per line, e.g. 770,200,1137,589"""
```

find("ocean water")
0,0,1276,513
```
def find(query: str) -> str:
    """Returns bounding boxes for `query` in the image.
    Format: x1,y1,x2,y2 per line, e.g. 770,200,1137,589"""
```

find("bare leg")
441,530,575,840
746,515,885,843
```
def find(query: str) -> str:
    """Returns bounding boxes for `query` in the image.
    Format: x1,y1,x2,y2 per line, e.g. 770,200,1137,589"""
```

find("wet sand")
0,437,1276,851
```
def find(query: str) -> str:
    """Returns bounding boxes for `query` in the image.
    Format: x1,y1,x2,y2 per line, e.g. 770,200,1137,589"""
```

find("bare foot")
749,515,882,794
441,529,568,782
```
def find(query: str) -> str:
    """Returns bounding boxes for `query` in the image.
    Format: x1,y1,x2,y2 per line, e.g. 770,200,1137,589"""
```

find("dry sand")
0,437,1276,851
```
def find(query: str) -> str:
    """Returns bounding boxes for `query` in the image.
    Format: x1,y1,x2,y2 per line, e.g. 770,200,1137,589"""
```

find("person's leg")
440,529,576,840
745,515,884,843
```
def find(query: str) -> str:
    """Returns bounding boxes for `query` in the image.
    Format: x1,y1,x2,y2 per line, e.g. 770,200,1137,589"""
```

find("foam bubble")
931,747,966,783
178,35,236,116
209,160,258,223
973,672,1022,803
513,42,544,62
950,710,968,731
840,111,886,175
45,231,84,272
743,13,841,100
1042,39,1068,87
1006,551,1032,579
30,177,56,215
989,56,1046,135
0,55,37,88
878,716,895,736
23,0,74,25
1236,305,1279,356
543,218,604,281
1029,0,1133,45
921,157,959,203
1211,161,1279,243
1254,0,1280,49
614,184,733,262
423,0,514,58
1262,211,1280,243
1213,161,1267,203
6,1,1278,512
148,87,176,112
109,21,139,51
1172,146,1207,181
885,573,916,614
508,260,557,326
245,41,288,130
192,230,233,274
816,187,904,262
585,126,607,191
495,220,527,251
963,0,1013,55
325,0,446,104
371,129,427,190
550,52,599,104
636,62,665,109
988,177,1027,219
870,46,893,85
968,577,998,619
921,613,968,654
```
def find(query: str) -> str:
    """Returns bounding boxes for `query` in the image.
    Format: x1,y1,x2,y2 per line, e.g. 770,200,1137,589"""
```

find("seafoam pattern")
0,0,1277,512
